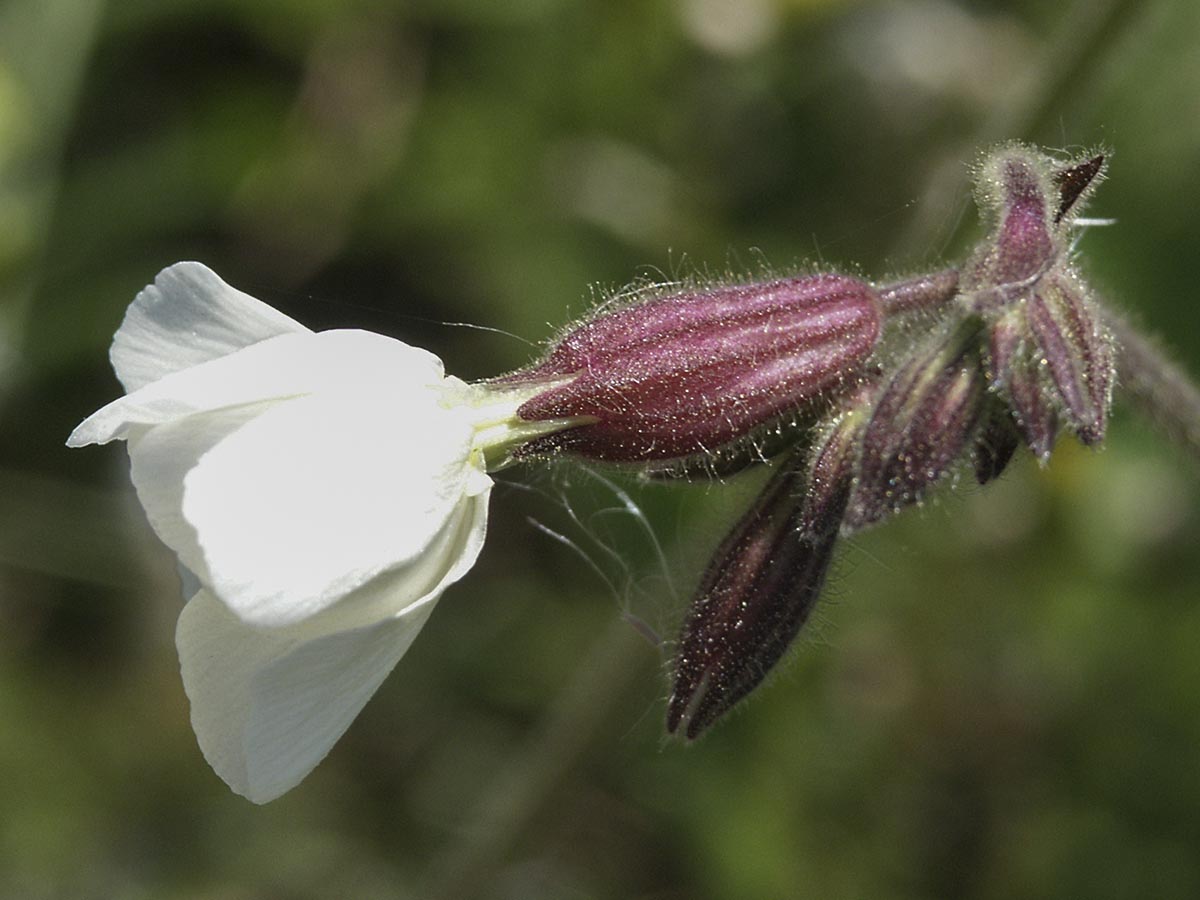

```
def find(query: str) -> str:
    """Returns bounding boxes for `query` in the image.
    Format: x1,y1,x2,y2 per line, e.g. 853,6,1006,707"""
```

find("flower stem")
1104,309,1200,463
877,268,960,317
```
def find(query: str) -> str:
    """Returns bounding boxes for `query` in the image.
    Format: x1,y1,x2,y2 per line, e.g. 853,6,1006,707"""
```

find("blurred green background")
3,0,1200,897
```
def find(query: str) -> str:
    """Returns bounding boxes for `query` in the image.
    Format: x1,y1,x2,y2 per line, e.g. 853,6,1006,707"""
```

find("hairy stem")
1105,309,1200,462
877,268,960,317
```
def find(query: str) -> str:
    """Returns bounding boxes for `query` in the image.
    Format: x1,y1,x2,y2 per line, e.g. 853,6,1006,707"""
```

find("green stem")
1104,309,1200,463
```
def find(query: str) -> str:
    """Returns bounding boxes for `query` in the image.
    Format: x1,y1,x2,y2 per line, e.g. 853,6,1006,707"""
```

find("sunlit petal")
182,386,484,627
124,406,264,582
177,585,435,804
68,329,447,447
112,262,311,392
177,486,487,803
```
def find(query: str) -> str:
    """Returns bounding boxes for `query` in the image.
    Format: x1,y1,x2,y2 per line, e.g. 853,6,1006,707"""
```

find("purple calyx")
504,274,882,462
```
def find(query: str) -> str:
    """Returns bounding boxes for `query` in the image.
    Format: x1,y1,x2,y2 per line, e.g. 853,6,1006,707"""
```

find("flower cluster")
71,143,1122,800
666,145,1116,736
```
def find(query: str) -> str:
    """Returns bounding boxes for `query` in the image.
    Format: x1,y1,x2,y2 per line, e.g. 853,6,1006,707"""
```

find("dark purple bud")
984,304,1060,465
846,324,986,529
666,409,863,739
505,274,882,462
1006,351,1059,462
984,306,1022,389
973,400,1021,485
1053,154,1105,223
966,148,1057,290
982,306,1059,462
1025,270,1115,445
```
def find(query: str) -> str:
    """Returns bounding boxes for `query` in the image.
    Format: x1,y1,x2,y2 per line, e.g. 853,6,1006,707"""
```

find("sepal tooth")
505,275,883,463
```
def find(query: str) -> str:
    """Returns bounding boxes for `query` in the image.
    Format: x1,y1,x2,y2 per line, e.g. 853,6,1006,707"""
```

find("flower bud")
505,274,883,462
1007,350,1060,462
666,408,862,739
984,305,1021,387
846,324,986,529
966,148,1058,293
1024,270,1114,445
984,306,1058,462
960,146,1114,461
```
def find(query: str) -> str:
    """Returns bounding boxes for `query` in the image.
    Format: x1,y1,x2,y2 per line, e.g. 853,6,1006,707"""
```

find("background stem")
1106,309,1200,463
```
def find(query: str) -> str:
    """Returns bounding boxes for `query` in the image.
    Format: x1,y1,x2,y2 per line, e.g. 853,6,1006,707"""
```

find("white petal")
112,262,310,392
176,487,486,804
177,584,434,804
68,329,447,447
123,406,265,583
182,385,488,627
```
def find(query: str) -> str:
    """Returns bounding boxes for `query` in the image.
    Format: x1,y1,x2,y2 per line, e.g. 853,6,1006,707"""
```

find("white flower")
68,262,570,803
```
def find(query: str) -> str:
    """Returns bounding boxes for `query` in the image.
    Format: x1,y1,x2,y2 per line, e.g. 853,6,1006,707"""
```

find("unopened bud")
1007,351,1060,462
847,324,985,529
505,275,882,462
966,148,1058,292
963,146,1115,460
1024,270,1114,445
666,408,863,739
984,306,1022,387
984,306,1058,461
